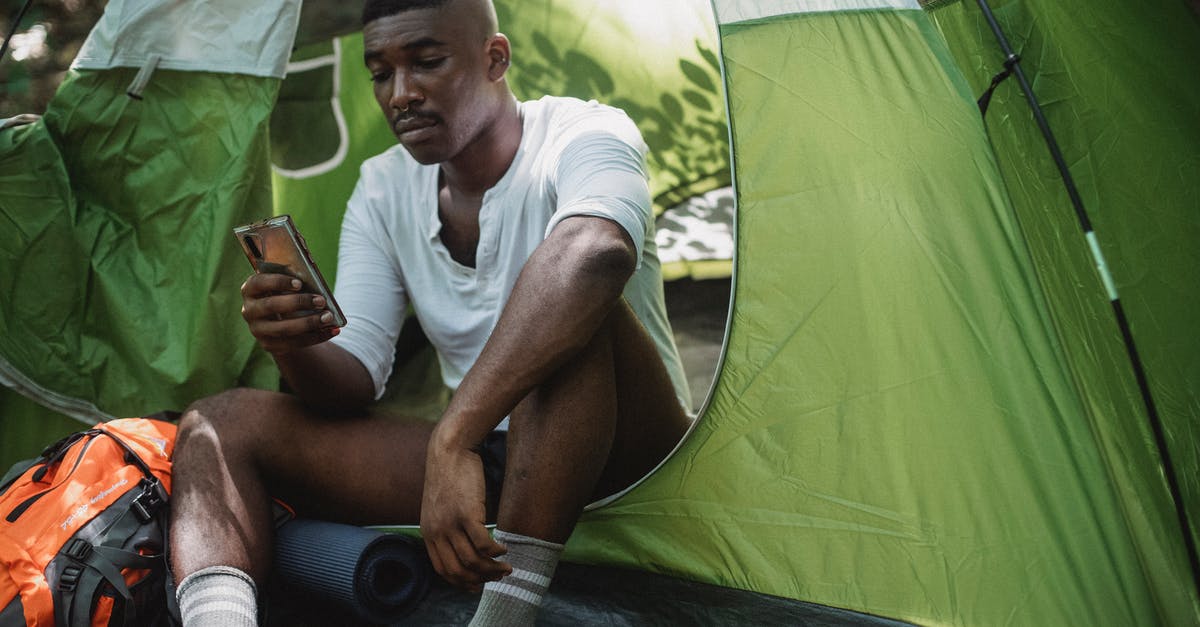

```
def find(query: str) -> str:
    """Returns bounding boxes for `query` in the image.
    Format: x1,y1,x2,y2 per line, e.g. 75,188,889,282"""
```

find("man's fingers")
425,538,448,583
448,533,489,578
241,272,302,298
466,522,509,561
250,313,337,339
451,527,510,582
425,524,511,590
430,536,480,588
244,293,329,323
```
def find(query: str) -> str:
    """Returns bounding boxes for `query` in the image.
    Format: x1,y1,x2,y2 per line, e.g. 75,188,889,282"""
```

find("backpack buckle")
63,537,93,561
132,478,167,523
59,539,93,592
59,564,84,591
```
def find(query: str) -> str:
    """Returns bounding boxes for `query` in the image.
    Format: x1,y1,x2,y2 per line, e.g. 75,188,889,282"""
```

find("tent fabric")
713,0,920,21
0,69,282,419
0,0,296,450
561,2,1199,625
71,0,301,79
925,0,1200,568
2,0,1198,625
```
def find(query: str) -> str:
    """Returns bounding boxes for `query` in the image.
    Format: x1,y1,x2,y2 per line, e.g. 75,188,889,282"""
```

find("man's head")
361,0,512,165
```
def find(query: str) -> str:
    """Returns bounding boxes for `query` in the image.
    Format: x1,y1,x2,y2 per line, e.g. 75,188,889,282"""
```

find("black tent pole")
974,0,1200,595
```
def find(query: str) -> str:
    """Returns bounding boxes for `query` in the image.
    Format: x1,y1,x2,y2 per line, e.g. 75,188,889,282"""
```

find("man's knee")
176,387,279,459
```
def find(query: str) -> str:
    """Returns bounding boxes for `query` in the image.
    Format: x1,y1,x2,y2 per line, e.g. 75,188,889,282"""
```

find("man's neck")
440,96,523,197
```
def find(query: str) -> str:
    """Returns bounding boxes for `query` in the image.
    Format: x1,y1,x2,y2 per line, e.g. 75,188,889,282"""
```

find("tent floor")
264,560,913,626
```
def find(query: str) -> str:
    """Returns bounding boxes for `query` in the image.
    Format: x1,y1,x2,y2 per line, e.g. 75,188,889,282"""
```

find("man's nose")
389,73,421,112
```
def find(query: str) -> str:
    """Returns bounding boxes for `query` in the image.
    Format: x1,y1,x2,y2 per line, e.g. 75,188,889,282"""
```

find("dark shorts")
478,430,507,522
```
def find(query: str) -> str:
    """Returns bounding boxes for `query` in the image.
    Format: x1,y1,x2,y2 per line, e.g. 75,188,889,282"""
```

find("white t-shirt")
330,96,692,417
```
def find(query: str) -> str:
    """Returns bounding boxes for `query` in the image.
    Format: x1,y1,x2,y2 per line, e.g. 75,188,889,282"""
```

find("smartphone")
233,215,347,327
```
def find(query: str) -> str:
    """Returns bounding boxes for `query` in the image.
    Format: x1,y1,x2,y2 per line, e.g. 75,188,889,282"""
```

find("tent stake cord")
975,0,1200,595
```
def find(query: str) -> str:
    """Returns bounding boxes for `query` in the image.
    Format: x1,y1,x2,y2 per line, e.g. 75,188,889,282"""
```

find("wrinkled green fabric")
927,0,1200,575
3,0,1198,625
0,68,280,440
564,5,1199,625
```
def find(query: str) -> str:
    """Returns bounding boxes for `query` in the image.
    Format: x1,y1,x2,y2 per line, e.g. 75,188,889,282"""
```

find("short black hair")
361,0,451,25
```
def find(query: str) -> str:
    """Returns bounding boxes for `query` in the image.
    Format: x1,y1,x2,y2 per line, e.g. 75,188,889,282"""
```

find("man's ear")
486,33,512,81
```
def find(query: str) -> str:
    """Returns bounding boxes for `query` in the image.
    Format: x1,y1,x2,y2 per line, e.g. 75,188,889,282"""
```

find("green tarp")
2,0,1198,624
0,69,282,425
0,0,297,463
927,0,1200,565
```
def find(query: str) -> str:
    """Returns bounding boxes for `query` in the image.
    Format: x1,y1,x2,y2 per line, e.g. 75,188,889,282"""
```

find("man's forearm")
273,341,377,413
433,217,636,447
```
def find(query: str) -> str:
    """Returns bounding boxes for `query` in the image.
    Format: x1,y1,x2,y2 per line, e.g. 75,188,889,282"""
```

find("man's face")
363,5,496,164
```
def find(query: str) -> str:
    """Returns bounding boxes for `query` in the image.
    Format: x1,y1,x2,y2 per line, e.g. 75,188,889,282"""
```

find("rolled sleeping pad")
273,518,432,624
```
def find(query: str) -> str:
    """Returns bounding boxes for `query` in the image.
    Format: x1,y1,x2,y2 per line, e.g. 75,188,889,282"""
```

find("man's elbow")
583,235,636,284
555,218,637,285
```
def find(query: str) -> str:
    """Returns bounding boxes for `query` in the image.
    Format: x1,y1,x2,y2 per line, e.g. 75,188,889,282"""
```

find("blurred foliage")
494,0,729,211
504,31,729,210
0,0,105,117
0,0,360,117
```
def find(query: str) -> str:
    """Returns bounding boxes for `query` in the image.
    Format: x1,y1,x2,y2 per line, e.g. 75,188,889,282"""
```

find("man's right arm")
274,341,376,414
240,272,376,413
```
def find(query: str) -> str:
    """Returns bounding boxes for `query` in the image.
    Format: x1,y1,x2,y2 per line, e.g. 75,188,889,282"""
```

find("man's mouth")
394,114,438,140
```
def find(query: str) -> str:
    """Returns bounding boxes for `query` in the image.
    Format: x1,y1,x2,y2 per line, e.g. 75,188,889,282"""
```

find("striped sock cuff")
469,530,565,626
481,566,553,603
176,565,258,627
492,529,566,552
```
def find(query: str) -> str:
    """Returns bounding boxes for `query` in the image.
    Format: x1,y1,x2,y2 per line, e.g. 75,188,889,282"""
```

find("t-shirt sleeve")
544,112,653,267
328,172,409,399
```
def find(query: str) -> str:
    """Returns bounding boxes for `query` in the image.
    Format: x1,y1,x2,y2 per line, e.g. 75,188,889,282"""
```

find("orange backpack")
0,417,180,627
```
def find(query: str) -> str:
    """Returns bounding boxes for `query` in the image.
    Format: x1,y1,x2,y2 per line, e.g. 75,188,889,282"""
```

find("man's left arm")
445,122,652,430
438,214,635,439
421,120,654,589
420,214,636,588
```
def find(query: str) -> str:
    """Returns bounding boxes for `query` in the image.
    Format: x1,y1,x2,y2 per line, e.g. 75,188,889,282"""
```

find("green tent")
2,0,1197,624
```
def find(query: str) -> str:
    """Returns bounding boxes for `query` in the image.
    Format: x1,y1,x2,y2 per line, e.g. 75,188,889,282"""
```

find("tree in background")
1,0,105,116
0,0,366,118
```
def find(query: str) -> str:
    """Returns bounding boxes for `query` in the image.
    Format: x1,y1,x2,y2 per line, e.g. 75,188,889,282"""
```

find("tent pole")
974,0,1200,595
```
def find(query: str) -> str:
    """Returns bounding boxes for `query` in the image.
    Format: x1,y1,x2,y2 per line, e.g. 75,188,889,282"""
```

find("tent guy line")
974,0,1200,595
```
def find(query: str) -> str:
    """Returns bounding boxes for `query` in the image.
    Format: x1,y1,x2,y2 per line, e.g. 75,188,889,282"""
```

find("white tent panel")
712,0,921,25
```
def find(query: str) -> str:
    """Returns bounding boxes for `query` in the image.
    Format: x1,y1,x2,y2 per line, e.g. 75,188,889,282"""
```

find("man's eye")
416,57,447,70
370,71,392,84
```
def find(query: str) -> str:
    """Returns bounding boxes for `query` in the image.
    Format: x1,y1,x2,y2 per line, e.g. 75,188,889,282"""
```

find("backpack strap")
1,430,96,494
94,428,157,481
56,537,158,627
54,477,171,627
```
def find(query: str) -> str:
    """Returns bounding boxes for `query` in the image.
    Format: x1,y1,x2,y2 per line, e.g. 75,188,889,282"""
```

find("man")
169,0,692,625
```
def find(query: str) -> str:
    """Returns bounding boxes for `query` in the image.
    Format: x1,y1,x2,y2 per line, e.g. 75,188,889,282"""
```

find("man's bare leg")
169,388,435,624
499,300,688,540
471,301,690,624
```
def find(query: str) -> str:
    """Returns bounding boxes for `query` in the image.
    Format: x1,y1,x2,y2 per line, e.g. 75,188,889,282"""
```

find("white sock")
469,529,564,626
176,565,258,627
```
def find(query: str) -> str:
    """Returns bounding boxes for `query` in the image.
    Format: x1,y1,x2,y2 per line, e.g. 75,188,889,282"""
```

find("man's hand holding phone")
240,272,340,355
233,215,346,355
